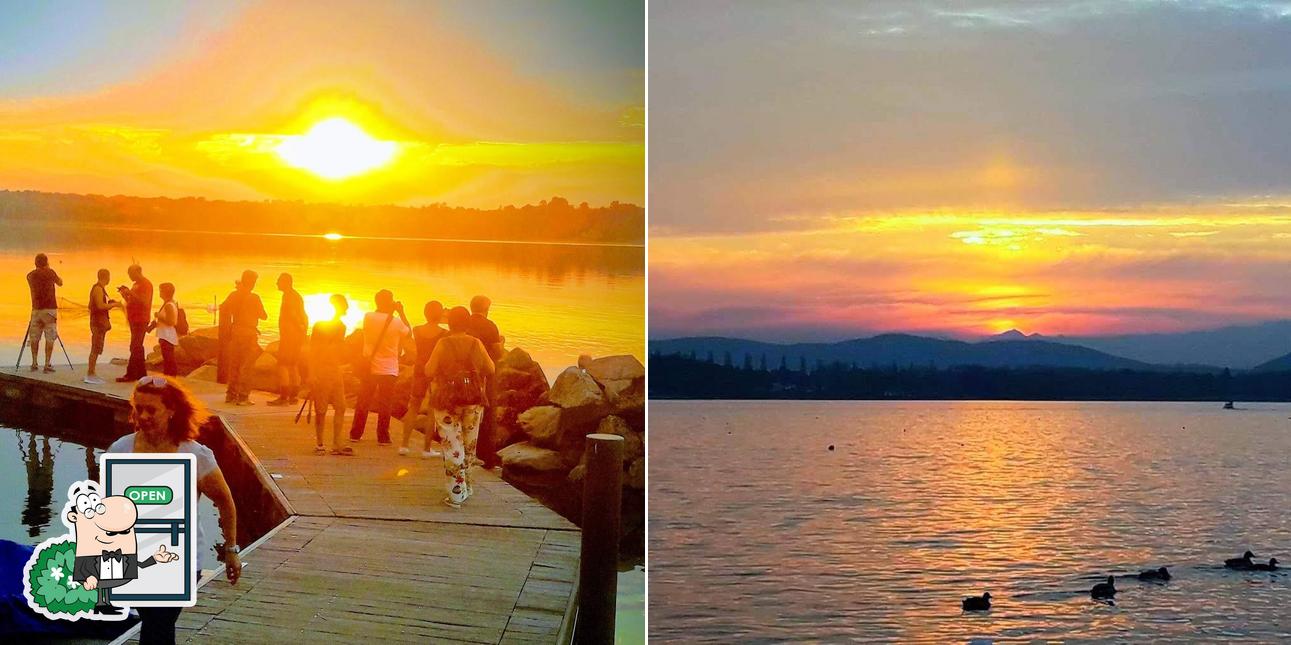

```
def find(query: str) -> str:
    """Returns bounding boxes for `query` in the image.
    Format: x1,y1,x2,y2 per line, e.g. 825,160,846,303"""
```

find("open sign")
104,454,197,606
125,485,173,505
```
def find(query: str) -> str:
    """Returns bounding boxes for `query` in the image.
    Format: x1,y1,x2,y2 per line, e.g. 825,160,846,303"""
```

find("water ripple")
650,401,1291,642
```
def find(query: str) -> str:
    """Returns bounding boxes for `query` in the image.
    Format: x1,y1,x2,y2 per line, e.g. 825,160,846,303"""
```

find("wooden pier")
0,365,578,644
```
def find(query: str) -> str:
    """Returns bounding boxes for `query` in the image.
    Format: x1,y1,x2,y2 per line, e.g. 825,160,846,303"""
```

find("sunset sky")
650,0,1291,340
0,0,643,208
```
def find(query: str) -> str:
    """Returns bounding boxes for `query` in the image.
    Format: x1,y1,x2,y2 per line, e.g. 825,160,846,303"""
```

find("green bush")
27,540,97,617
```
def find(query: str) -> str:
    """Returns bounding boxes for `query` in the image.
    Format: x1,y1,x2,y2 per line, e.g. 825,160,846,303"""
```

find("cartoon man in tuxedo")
67,483,179,614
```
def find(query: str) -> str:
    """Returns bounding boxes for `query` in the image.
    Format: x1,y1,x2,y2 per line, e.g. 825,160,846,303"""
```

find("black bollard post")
575,433,623,644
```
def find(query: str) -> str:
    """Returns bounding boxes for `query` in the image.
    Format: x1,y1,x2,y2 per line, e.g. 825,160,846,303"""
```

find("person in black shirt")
269,273,308,406
466,295,505,361
219,270,268,405
25,253,63,373
466,295,504,469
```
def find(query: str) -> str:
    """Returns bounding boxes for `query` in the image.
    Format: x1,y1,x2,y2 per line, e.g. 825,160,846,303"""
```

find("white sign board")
101,453,198,607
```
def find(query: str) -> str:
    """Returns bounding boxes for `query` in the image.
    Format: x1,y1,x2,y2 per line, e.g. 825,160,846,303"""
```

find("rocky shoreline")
145,327,646,558
496,352,645,559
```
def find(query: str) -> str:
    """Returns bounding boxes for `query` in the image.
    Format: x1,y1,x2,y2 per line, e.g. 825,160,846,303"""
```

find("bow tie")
102,549,124,562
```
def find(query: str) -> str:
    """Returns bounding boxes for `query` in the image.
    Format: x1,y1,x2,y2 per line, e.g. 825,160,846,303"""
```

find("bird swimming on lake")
1091,575,1116,599
1225,551,1256,569
1138,566,1171,581
961,592,991,611
1250,558,1279,572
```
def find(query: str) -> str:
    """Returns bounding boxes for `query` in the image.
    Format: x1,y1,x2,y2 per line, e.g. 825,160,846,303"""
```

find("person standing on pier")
25,253,63,373
115,264,152,382
399,300,446,457
309,294,353,455
425,306,495,507
85,268,120,385
109,376,241,644
152,283,180,376
466,295,504,469
268,273,308,407
349,289,410,445
219,270,267,405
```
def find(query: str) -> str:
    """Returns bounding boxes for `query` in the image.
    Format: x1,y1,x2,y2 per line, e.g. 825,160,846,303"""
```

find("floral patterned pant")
435,405,483,505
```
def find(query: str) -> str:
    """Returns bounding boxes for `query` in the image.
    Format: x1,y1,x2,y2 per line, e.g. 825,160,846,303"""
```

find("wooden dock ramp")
0,366,578,644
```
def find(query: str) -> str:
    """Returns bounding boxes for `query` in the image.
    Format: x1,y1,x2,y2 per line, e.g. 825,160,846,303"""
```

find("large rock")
518,406,562,446
179,327,220,364
593,416,643,461
622,431,644,462
498,348,547,384
625,457,645,490
499,442,565,473
548,367,605,409
145,345,163,368
492,348,551,451
143,342,202,376
567,462,587,485
583,355,644,384
597,415,631,437
242,350,277,393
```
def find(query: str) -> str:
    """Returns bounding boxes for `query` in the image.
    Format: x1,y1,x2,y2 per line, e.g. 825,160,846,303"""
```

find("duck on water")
1138,567,1171,582
961,592,991,611
1091,576,1116,600
1225,551,1256,569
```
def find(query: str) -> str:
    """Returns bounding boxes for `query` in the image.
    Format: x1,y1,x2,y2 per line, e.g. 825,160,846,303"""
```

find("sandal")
314,446,327,455
441,497,462,509
330,446,355,456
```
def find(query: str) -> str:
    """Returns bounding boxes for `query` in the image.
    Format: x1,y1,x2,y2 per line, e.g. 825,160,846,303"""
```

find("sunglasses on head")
136,375,168,388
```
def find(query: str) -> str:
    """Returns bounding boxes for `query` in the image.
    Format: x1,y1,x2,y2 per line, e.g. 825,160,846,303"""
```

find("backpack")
431,338,484,412
175,306,189,336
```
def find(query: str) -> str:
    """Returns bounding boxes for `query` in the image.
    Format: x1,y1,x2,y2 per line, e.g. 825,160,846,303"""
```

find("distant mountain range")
988,321,1291,370
651,334,1168,372
652,322,1291,372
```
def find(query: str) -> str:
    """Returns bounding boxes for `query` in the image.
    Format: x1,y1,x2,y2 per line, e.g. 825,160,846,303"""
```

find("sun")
275,117,398,180
302,293,366,331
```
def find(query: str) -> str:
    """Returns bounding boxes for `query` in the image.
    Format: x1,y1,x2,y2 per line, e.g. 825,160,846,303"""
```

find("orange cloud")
0,2,642,208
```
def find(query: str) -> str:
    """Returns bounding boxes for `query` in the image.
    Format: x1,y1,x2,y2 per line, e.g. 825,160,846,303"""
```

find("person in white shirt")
348,289,411,445
107,376,240,643
151,282,180,376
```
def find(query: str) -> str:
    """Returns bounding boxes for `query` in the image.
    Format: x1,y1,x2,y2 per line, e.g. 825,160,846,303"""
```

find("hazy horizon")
650,319,1291,343
651,0,1291,340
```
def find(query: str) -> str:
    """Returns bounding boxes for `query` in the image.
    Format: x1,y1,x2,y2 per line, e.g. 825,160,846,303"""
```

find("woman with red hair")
107,376,241,644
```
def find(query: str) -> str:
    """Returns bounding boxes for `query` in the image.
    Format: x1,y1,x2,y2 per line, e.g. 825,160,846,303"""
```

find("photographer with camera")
349,289,410,445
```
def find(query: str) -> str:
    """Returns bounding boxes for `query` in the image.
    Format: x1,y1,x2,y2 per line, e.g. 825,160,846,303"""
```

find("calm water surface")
0,425,221,565
650,401,1291,642
3,220,642,378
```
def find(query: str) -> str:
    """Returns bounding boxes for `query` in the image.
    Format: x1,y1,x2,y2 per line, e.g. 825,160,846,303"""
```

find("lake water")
2,219,643,379
0,425,222,566
649,400,1291,642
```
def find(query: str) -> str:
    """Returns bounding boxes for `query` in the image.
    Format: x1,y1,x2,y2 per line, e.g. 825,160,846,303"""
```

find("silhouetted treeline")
649,354,1291,401
0,191,643,245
